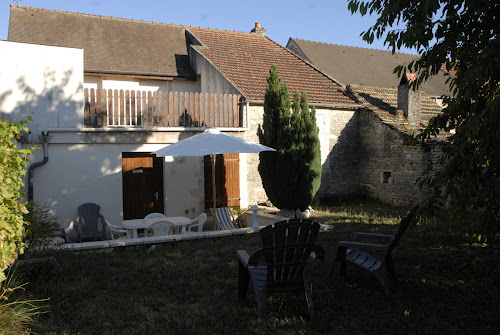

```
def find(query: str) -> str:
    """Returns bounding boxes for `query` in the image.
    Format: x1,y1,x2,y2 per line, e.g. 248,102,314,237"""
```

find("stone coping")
42,223,332,252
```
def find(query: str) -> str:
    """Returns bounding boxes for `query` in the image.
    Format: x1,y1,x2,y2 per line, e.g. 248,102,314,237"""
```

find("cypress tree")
258,65,322,212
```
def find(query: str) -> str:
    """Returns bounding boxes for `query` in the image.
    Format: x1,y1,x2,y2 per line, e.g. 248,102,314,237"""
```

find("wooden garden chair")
237,219,325,320
331,203,420,294
74,203,107,242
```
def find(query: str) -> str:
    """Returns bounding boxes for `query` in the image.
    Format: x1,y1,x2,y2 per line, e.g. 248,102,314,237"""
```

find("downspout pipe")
27,132,50,202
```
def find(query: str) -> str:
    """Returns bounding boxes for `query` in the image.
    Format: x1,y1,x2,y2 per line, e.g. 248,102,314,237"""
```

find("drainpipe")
27,132,50,202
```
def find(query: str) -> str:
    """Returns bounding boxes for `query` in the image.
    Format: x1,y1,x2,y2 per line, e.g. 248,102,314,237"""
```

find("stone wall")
246,105,267,204
244,104,362,206
359,110,445,206
316,109,362,200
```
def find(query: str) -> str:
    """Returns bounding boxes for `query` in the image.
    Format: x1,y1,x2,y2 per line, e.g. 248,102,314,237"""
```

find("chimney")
251,22,266,35
397,72,421,129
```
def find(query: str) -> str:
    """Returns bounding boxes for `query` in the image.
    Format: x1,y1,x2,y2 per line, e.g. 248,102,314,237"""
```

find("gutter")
27,133,50,202
42,126,250,133
84,69,197,80
245,99,364,109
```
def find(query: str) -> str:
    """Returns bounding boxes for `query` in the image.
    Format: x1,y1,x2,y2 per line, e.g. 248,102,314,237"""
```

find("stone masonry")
359,110,445,206
244,105,363,206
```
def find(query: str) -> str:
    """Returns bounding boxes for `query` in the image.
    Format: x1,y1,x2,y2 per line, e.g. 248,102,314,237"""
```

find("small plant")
0,273,43,335
23,202,60,249
232,206,249,227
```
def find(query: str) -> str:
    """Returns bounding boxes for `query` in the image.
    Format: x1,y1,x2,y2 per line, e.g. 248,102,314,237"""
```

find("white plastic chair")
105,220,128,240
187,213,207,233
144,212,167,219
148,221,174,236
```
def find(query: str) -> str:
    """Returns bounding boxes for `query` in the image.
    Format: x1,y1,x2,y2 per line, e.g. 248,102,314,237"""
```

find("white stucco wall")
29,133,205,241
0,40,84,134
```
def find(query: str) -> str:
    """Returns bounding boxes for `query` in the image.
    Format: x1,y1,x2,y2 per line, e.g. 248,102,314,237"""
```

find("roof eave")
244,99,363,109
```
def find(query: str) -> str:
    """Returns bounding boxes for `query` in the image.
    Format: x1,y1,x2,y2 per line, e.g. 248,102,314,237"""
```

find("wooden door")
122,152,164,219
204,153,240,209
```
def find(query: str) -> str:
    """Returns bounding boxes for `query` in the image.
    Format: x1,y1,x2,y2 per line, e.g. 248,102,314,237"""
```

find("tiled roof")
287,38,452,98
188,28,358,105
7,5,195,77
7,6,359,106
348,85,447,137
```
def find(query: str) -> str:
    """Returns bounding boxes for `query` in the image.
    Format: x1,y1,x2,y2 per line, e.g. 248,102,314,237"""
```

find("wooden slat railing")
84,89,242,128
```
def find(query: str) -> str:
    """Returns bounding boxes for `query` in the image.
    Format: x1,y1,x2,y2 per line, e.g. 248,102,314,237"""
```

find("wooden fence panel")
125,90,130,126
84,89,241,128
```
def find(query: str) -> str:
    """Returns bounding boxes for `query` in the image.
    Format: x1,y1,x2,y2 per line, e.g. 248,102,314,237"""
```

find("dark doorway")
122,152,164,219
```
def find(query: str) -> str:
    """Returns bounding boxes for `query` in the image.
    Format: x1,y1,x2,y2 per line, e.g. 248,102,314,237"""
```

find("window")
382,171,392,184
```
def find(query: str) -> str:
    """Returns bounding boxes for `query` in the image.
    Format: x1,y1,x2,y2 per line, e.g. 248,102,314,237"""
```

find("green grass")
13,199,499,334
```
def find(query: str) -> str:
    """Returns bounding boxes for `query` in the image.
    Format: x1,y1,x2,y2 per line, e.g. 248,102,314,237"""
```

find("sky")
1,0,417,55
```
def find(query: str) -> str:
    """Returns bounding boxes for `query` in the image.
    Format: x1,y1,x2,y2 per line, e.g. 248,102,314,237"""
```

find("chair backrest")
189,213,207,232
211,207,237,230
254,219,324,293
386,203,420,255
145,212,167,219
78,203,102,233
149,221,174,236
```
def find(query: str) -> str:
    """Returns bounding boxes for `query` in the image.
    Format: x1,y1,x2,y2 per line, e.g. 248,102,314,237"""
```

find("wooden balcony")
84,89,243,128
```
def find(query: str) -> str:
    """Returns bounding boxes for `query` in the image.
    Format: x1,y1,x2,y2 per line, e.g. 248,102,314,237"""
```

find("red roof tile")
189,29,357,105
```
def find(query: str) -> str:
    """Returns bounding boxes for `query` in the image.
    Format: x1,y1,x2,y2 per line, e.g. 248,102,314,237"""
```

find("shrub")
0,119,33,284
258,65,322,212
23,202,59,249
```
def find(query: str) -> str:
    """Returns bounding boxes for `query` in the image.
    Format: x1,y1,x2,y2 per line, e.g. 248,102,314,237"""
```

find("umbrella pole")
212,154,217,230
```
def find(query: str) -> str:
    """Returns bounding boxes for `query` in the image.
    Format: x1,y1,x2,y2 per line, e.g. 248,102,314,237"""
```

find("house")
286,38,452,106
286,38,450,206
3,5,364,240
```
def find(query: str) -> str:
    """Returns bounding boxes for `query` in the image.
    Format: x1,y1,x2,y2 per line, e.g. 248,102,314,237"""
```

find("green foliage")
0,119,33,283
0,283,39,335
348,0,500,231
258,65,322,211
23,202,59,249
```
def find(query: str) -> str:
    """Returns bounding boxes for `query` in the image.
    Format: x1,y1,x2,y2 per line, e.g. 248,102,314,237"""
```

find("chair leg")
303,278,315,320
238,261,250,301
336,246,348,277
253,282,267,320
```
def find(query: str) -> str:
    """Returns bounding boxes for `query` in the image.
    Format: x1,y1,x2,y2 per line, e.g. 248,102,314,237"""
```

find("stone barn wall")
359,110,445,206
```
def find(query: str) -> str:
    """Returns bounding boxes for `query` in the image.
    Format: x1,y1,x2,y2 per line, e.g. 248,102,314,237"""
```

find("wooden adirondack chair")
332,203,420,294
74,203,107,242
237,219,325,320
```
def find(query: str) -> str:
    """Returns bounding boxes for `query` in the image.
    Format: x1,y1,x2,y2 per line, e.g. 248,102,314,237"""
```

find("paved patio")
49,223,332,252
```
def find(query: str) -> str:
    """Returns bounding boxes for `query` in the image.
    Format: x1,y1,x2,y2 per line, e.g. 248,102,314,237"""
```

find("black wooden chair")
331,203,420,294
75,203,107,242
237,219,325,320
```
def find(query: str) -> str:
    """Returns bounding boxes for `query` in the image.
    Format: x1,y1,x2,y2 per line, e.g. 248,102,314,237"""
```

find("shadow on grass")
12,199,499,335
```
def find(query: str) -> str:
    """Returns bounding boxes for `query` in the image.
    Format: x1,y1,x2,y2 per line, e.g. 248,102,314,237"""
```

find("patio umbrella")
152,128,276,229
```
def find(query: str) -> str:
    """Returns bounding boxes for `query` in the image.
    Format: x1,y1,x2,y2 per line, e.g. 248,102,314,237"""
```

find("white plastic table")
122,216,192,238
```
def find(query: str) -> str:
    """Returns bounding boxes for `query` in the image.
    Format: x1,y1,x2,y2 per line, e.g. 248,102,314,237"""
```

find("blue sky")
1,0,417,54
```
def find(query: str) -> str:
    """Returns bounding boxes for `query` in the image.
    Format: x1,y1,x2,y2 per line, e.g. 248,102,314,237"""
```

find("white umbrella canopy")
152,129,276,229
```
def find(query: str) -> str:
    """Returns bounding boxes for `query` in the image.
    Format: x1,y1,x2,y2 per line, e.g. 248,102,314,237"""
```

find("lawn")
11,199,499,334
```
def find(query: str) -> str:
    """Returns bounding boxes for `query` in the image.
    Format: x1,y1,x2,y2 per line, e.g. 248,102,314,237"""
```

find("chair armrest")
236,250,250,268
99,215,107,235
338,240,390,251
353,232,393,243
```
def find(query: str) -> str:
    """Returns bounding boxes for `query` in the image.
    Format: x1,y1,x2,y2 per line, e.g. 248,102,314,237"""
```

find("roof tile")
189,28,357,105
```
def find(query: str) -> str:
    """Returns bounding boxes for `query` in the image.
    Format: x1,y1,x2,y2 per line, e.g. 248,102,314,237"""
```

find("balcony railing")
84,89,242,128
